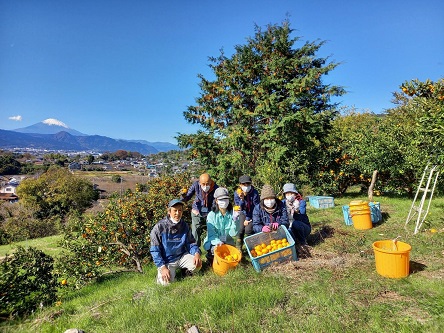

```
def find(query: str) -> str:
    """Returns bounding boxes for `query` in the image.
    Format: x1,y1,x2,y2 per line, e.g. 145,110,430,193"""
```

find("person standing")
203,187,240,264
181,173,218,247
234,175,260,248
252,184,289,233
150,199,202,286
282,183,311,245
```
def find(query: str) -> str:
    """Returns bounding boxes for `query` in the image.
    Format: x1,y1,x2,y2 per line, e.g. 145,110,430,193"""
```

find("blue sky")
1,0,443,144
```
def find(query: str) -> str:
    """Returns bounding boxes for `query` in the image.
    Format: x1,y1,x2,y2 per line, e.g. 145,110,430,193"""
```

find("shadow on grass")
307,224,335,247
410,260,427,274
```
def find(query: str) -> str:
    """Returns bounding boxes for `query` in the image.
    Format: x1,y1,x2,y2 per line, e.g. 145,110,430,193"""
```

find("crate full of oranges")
244,225,297,272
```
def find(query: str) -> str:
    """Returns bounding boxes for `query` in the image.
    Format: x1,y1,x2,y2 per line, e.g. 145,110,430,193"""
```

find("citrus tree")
57,172,192,287
177,20,345,189
401,78,444,164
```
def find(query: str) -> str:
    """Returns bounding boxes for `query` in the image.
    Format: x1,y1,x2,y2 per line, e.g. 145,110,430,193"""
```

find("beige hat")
214,187,229,199
260,184,275,200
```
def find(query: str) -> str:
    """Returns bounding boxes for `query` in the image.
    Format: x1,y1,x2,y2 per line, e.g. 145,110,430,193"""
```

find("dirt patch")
417,267,444,280
264,248,366,282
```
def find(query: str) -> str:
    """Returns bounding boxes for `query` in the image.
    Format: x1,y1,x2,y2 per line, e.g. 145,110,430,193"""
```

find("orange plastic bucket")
349,200,372,230
372,240,411,278
213,244,242,276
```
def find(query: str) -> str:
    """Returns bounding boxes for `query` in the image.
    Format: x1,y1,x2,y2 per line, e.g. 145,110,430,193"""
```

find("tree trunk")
368,170,378,202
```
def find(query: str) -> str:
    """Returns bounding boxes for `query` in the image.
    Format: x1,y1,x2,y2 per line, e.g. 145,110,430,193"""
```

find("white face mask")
264,199,276,208
217,199,229,209
170,217,180,224
286,194,296,202
241,185,251,193
201,185,210,192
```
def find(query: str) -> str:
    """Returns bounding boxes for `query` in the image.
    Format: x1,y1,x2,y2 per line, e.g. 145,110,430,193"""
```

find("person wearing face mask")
252,184,289,234
150,199,202,286
203,187,240,264
181,173,219,247
234,175,260,249
282,183,311,246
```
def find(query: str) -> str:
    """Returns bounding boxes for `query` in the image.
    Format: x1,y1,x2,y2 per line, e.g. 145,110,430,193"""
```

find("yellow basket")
213,244,241,276
350,200,372,230
372,240,411,278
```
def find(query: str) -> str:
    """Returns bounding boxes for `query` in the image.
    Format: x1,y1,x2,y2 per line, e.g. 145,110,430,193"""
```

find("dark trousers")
237,212,253,245
290,220,311,245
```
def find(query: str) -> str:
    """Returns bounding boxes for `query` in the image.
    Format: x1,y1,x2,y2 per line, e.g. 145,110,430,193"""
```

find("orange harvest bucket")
372,240,411,278
213,244,242,276
349,200,372,230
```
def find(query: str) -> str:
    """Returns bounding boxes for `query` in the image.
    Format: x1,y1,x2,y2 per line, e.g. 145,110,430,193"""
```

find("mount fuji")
13,118,87,136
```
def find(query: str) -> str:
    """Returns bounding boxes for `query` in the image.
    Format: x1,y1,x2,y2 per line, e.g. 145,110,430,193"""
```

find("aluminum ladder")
405,164,440,234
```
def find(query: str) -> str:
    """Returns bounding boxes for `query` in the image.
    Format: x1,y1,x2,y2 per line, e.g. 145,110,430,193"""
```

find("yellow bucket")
213,244,242,276
349,200,372,230
372,240,411,278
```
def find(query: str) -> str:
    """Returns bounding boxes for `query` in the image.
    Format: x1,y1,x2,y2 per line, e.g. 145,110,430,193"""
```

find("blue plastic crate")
369,202,382,223
342,202,382,225
244,226,297,272
342,205,353,225
308,196,335,209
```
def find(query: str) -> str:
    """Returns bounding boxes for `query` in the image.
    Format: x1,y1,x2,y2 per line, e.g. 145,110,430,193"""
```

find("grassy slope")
1,194,443,333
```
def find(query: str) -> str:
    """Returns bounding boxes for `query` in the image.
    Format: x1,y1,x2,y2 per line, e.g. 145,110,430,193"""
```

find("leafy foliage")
177,21,345,189
0,246,57,318
0,203,61,245
0,151,22,175
17,166,99,220
401,78,444,164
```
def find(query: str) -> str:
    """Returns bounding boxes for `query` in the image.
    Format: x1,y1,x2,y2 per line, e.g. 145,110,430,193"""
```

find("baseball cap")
168,199,185,208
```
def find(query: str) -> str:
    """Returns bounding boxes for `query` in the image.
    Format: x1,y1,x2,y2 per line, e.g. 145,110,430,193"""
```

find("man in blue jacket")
150,199,202,286
181,173,218,247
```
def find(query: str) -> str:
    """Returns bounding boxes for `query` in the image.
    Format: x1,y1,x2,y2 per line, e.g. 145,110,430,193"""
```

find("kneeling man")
150,199,202,285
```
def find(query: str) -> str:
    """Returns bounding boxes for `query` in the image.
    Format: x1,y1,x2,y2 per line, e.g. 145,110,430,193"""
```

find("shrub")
0,246,57,318
111,174,122,183
0,203,61,245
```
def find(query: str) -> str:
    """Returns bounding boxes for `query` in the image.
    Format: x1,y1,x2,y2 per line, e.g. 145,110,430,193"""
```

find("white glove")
293,200,300,210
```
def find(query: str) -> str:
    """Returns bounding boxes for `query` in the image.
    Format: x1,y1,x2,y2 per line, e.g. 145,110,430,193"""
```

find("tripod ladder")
405,164,440,234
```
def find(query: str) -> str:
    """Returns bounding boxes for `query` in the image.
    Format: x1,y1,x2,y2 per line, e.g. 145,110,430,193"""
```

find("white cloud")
8,115,22,121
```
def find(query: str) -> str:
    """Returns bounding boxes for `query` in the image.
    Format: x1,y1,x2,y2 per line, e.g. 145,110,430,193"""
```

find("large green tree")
177,21,345,189
0,152,21,175
17,166,99,219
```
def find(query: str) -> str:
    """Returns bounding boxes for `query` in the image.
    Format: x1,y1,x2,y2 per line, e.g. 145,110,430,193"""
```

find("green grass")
0,234,63,258
1,194,444,332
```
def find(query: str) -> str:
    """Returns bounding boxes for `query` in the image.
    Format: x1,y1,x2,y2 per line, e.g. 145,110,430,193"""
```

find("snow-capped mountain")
2,118,179,153
14,118,87,136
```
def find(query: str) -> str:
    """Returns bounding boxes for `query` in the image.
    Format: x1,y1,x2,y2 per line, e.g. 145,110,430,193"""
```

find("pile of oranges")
220,252,240,262
250,238,290,257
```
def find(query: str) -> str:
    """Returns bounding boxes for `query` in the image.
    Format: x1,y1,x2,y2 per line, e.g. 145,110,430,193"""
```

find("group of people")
149,173,311,285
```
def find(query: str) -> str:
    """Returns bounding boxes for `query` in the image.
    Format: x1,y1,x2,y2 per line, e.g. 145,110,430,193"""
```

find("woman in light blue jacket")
203,187,240,264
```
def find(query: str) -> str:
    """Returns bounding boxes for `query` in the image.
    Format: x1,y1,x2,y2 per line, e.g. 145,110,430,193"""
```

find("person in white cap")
150,199,202,286
282,183,311,246
203,187,240,264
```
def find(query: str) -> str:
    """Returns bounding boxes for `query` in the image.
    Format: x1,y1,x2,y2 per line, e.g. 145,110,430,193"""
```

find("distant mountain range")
0,119,179,154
